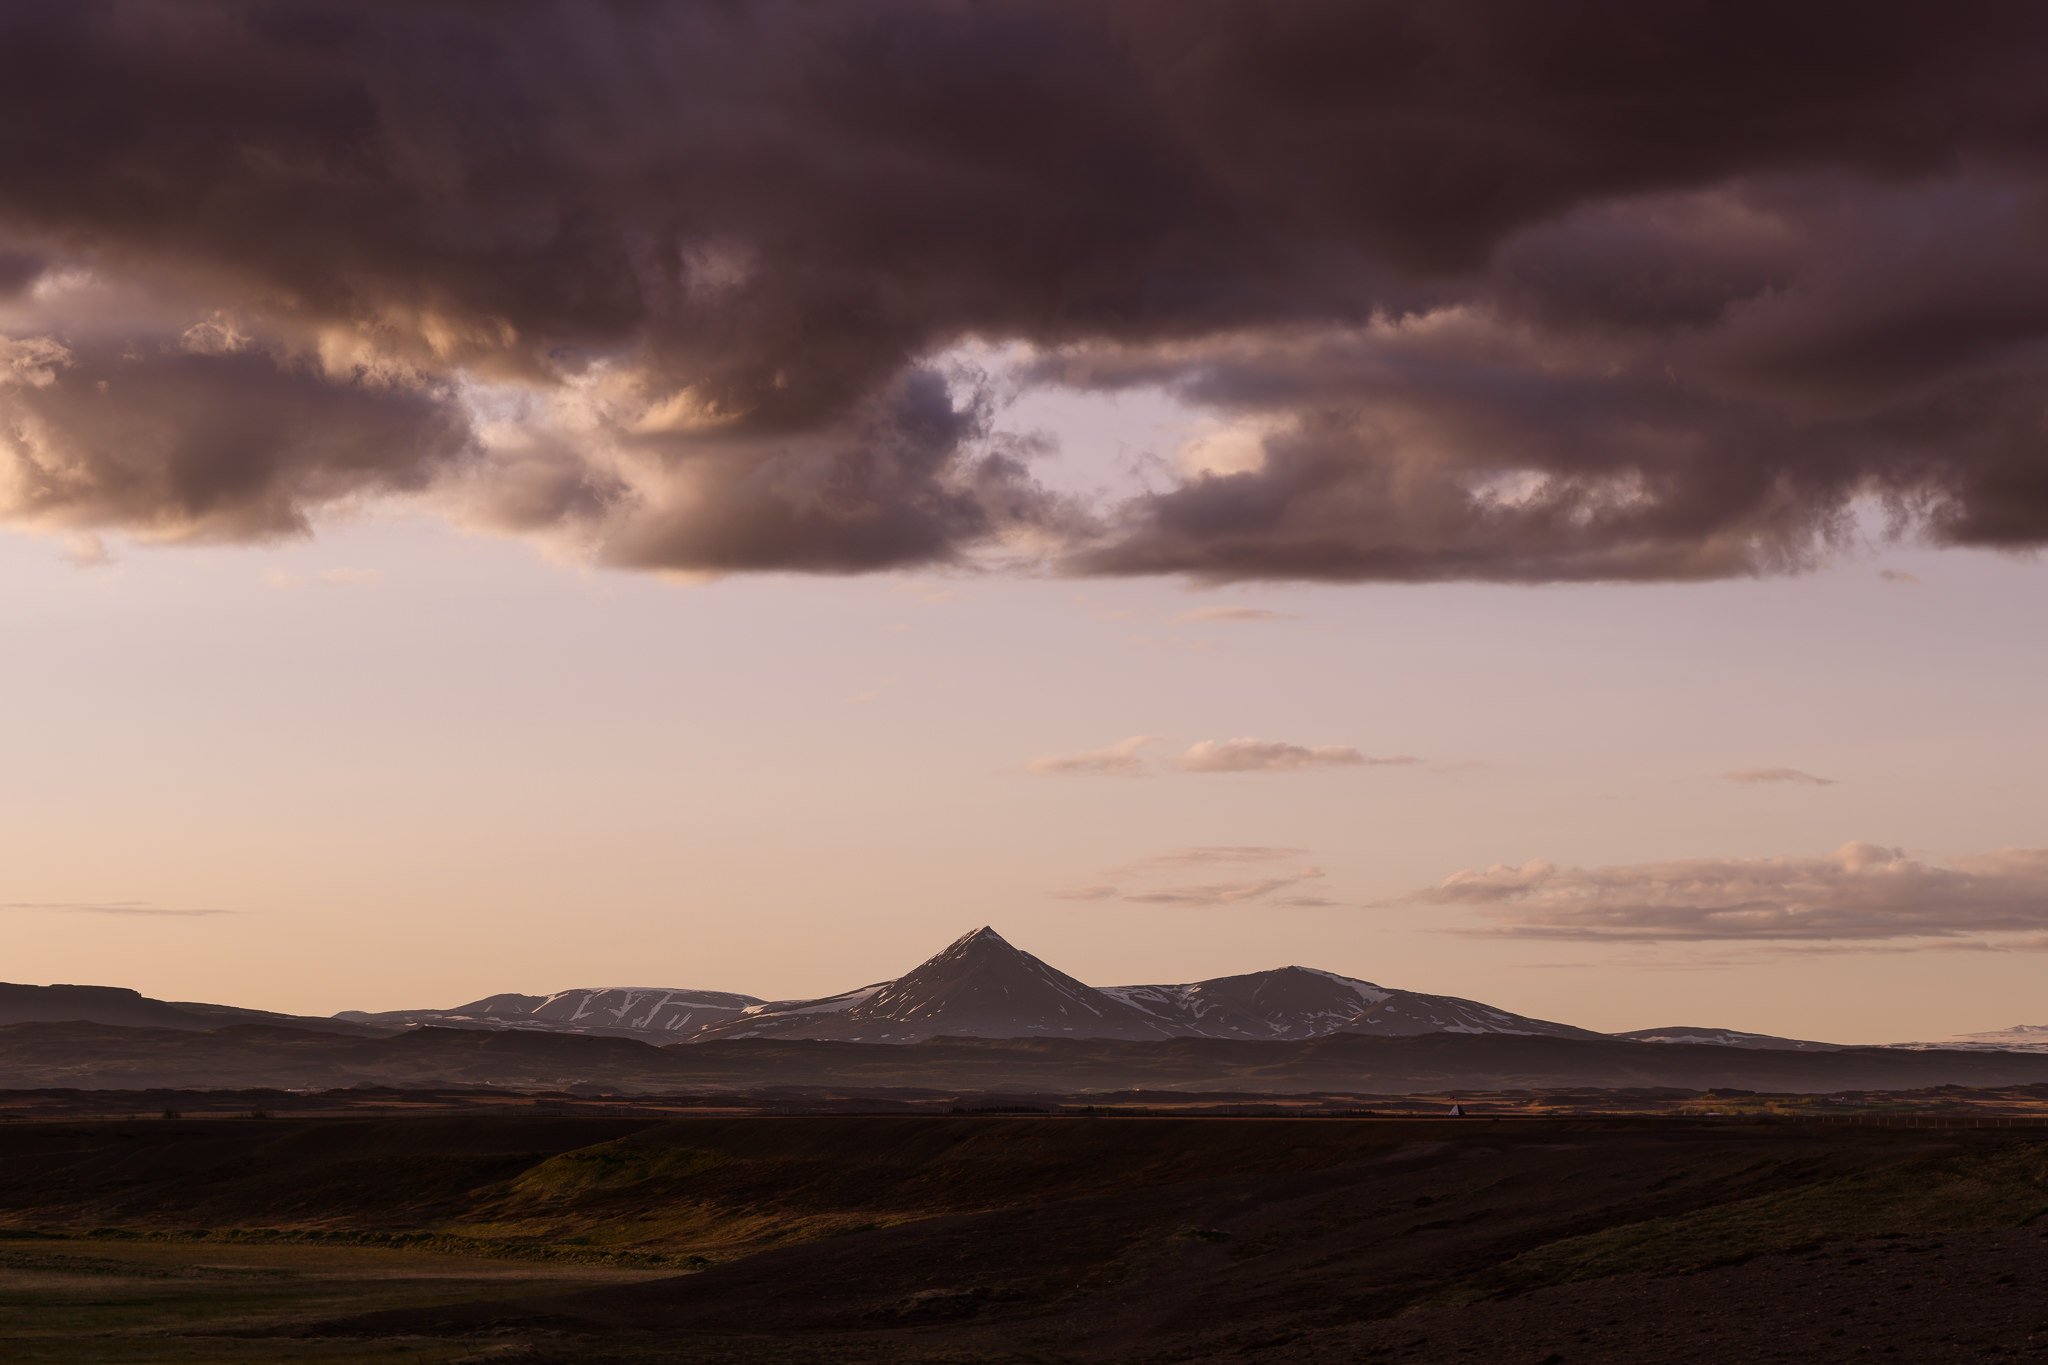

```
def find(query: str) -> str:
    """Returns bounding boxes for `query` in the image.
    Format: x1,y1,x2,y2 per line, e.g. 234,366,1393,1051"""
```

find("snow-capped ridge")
340,984,764,1039
693,929,1590,1044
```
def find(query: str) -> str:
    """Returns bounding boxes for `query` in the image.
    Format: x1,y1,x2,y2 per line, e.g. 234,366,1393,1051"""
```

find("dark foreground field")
1,1114,2044,1363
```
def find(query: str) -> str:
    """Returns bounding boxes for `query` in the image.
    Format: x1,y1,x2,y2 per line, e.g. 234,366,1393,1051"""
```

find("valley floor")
0,1114,2044,1362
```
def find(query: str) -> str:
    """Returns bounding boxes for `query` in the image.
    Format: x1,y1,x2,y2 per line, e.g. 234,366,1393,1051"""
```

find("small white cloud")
1178,738,1417,773
1025,735,1156,777
61,532,112,569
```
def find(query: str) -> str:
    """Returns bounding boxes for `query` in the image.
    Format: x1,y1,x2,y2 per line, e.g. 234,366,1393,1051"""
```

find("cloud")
1399,843,2048,944
0,335,470,542
1114,845,1312,872
1025,735,1155,777
60,532,111,568
0,901,231,917
264,567,382,589
1878,569,1922,585
1178,738,1416,773
1722,767,1837,786
1176,606,1297,623
1120,869,1332,908
1055,845,1337,907
7,5,2048,578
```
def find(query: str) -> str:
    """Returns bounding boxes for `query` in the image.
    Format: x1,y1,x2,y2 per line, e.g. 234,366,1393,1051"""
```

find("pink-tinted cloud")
1024,735,1155,777
1178,739,1416,773
1722,767,1837,787
1402,843,2048,944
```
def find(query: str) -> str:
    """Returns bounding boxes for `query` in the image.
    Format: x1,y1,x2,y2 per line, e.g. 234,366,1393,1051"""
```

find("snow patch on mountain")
338,986,763,1039
1891,1024,2048,1053
1614,1026,1843,1052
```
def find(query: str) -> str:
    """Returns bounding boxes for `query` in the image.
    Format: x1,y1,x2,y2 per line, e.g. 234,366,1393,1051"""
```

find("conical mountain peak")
691,925,1590,1044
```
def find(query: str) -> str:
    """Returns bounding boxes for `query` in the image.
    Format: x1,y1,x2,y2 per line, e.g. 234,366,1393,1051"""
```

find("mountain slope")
1106,966,1597,1041
695,929,1591,1044
338,987,763,1040
698,928,1177,1042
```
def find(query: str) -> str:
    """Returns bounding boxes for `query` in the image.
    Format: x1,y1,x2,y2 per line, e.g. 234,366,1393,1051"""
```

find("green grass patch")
1449,1142,2048,1303
503,1138,727,1202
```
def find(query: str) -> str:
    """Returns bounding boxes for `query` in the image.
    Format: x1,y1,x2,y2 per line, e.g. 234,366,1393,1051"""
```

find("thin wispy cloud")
264,568,382,590
1054,845,1338,908
1121,869,1333,908
894,581,964,606
1113,846,1313,874
1722,767,1837,787
1024,735,1155,777
1178,739,1418,774
0,900,232,917
1878,569,1923,585
1398,843,2048,945
1029,737,1418,777
1176,606,1298,624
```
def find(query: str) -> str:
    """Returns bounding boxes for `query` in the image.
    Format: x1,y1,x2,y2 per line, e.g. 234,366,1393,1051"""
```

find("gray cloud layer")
8,3,2048,578
1402,843,2048,944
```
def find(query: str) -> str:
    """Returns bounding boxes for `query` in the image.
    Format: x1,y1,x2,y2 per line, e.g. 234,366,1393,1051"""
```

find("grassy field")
1,1114,2044,1361
0,1237,666,1363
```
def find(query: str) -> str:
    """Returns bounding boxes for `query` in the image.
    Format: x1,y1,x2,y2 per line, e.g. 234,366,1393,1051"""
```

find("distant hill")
0,983,385,1037
9,1017,2048,1096
338,987,763,1040
1615,1026,1843,1052
1893,1024,2048,1054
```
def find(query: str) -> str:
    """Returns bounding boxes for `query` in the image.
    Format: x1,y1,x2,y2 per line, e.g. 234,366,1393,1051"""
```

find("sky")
4,2,2048,1043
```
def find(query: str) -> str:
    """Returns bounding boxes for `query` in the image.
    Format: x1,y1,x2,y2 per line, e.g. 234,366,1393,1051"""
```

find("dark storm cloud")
6,2,2048,576
597,367,1074,574
0,250,43,299
0,336,470,539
